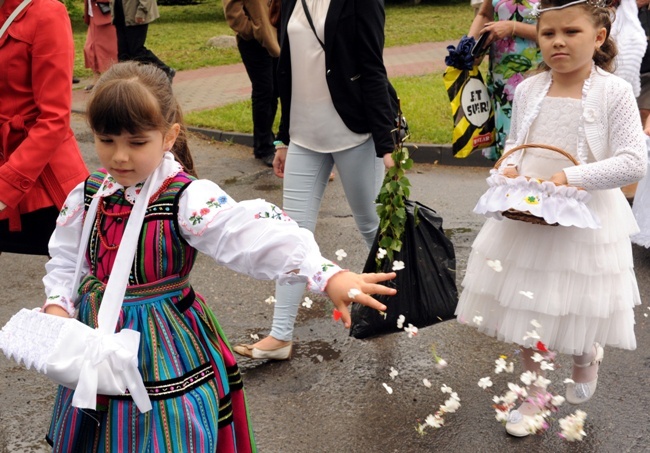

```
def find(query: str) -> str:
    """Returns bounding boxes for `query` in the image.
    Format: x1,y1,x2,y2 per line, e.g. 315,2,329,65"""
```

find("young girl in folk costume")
456,0,647,437
41,61,395,452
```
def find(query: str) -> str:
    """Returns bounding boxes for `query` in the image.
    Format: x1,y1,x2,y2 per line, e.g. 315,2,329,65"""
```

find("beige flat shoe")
232,342,292,361
566,343,604,405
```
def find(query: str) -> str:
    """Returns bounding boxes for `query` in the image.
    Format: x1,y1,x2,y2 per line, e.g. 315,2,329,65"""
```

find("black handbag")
97,2,111,14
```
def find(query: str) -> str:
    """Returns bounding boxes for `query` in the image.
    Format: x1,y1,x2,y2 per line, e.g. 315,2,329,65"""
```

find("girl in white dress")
456,0,647,437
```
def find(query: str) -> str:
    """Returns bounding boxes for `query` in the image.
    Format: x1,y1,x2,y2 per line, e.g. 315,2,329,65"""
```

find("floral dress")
484,0,542,160
42,155,341,452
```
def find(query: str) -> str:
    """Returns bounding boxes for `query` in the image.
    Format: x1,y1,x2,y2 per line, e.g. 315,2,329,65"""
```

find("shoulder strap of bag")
300,0,324,51
0,0,32,39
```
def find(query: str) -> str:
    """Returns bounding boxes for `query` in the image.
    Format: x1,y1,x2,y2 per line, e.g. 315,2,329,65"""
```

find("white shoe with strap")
566,343,604,405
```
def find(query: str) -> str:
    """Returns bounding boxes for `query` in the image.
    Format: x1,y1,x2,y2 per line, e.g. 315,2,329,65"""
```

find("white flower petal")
531,352,544,363
472,315,483,326
264,296,277,304
396,314,406,329
540,361,555,371
382,383,393,394
347,288,361,299
404,324,418,338
301,297,313,308
335,249,347,261
519,291,534,299
392,260,405,271
422,378,432,388
389,366,399,380
478,376,493,389
523,329,541,341
486,259,503,272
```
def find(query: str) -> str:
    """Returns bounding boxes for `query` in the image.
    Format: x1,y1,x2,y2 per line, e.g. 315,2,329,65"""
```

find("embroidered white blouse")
43,156,342,316
502,66,647,190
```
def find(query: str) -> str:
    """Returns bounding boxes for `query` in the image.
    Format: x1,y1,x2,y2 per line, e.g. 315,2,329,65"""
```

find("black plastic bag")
350,200,458,339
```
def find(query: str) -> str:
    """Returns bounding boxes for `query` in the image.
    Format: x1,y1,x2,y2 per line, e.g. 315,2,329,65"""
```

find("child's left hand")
549,170,568,185
325,271,396,328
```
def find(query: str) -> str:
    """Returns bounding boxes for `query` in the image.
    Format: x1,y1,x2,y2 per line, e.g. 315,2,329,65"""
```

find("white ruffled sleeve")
178,179,342,293
42,182,88,316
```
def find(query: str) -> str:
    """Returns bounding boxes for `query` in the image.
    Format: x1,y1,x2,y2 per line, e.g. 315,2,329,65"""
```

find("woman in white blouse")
233,0,398,360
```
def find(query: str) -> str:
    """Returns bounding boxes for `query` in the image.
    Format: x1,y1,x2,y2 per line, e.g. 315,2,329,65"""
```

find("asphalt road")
0,116,648,452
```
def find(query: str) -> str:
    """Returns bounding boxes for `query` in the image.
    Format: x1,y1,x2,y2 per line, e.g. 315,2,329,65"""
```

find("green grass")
71,0,470,142
186,73,455,144
385,3,473,47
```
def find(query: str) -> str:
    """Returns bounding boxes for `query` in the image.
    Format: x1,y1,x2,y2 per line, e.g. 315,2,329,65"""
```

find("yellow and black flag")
443,65,495,158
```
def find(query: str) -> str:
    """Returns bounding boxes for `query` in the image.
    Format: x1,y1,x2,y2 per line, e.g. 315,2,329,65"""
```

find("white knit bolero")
501,66,647,191
611,0,647,97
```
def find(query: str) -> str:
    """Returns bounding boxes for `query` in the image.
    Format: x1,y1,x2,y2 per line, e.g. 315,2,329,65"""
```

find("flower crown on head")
531,0,607,17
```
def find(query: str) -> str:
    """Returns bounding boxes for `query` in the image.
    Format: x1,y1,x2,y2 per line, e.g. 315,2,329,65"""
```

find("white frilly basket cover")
473,144,601,229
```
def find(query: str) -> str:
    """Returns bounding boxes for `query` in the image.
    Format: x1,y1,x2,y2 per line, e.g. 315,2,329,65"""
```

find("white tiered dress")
456,97,641,355
632,138,650,247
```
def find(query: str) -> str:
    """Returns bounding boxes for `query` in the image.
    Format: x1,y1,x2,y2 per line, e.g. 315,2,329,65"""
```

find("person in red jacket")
0,0,88,256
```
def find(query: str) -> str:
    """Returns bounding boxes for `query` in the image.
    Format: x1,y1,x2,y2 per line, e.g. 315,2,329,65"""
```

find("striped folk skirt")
46,275,256,452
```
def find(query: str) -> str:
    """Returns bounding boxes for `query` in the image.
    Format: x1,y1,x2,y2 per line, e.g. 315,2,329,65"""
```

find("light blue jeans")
270,138,385,341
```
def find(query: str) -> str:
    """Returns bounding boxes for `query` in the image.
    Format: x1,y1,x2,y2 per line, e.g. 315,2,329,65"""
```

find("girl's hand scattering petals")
325,271,396,328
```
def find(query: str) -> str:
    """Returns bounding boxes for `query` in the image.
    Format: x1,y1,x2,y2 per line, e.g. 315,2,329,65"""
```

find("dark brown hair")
538,0,617,73
87,62,197,177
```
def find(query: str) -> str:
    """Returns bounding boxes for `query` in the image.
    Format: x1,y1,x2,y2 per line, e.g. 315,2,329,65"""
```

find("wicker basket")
473,143,600,229
497,144,580,225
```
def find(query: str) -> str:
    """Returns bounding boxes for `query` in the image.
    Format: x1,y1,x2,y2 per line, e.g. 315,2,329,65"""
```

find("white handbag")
0,155,178,413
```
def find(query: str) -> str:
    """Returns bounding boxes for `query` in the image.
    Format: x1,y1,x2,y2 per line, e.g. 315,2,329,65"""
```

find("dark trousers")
0,207,59,255
237,37,279,158
113,0,171,75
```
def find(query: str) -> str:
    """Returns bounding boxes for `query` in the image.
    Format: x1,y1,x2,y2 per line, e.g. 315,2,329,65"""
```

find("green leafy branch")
375,100,414,268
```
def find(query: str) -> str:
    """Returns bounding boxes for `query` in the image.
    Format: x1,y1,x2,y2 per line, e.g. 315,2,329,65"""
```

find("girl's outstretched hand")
325,271,397,328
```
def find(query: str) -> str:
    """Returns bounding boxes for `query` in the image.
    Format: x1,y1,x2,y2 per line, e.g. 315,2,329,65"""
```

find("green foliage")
374,110,412,266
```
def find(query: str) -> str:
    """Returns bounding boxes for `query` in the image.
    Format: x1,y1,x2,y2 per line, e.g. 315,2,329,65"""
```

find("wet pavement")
0,116,649,452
